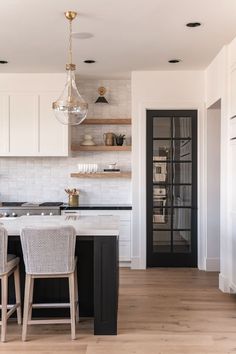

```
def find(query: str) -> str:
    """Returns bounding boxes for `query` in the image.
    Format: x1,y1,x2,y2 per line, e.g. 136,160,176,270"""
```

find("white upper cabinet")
230,68,236,117
39,93,68,156
9,94,38,156
229,38,236,117
205,48,226,109
0,95,9,154
0,74,69,157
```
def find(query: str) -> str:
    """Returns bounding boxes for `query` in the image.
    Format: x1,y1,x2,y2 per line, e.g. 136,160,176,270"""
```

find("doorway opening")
206,100,221,271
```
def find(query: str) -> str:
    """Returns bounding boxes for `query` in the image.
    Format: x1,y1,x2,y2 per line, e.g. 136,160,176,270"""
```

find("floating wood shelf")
81,118,131,125
70,172,132,178
71,144,132,152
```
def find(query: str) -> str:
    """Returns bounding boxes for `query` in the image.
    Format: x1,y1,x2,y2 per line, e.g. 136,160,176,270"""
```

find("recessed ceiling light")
0,60,8,64
72,32,93,39
186,22,201,28
84,60,96,64
168,59,181,64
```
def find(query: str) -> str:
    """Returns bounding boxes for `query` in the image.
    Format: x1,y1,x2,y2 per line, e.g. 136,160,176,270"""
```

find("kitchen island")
0,215,119,335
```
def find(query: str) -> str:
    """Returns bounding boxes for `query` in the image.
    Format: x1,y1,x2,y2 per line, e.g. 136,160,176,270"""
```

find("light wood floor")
1,268,236,353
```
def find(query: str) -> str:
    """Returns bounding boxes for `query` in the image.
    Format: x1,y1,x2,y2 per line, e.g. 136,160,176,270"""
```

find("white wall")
206,104,221,271
205,49,226,108
205,48,228,283
205,44,236,291
0,74,66,92
228,36,236,292
131,71,205,269
0,79,132,205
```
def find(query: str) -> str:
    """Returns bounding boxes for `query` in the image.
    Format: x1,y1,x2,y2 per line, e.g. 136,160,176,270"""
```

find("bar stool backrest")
20,226,76,275
0,227,8,274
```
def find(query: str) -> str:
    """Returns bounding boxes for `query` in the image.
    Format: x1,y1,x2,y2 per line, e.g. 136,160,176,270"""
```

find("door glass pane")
153,186,171,207
173,140,192,161
153,208,171,230
173,117,192,138
153,140,171,160
173,208,191,229
153,162,171,183
153,117,171,138
173,163,192,184
173,185,192,206
153,231,171,252
173,231,191,253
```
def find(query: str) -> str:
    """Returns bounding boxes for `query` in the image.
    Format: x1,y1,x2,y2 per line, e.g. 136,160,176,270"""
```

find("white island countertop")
0,215,120,236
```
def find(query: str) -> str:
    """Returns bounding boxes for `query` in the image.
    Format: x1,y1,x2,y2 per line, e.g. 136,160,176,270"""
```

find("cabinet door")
77,209,131,221
119,221,131,241
9,94,38,155
39,93,69,156
119,242,131,262
231,68,236,116
119,221,131,262
0,95,9,155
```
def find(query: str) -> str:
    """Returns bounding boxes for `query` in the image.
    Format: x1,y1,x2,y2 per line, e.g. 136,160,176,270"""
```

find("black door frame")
146,109,198,267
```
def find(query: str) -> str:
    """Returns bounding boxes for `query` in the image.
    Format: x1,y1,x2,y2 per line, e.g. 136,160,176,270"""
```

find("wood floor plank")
1,268,236,353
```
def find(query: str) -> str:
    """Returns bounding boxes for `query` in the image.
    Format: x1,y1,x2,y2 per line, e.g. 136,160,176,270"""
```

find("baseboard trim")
131,257,146,269
229,281,236,294
219,273,231,293
119,261,131,268
205,257,220,271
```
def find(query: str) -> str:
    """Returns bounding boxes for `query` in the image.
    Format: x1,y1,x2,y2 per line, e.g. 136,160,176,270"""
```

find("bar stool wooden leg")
14,264,22,325
74,266,79,323
28,278,34,322
1,275,8,342
22,274,32,342
69,273,76,340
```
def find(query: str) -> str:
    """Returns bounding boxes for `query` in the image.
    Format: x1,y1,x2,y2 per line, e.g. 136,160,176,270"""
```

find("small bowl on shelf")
80,134,96,146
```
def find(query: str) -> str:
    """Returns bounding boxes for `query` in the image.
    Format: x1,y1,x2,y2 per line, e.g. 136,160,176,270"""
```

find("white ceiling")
1,0,236,78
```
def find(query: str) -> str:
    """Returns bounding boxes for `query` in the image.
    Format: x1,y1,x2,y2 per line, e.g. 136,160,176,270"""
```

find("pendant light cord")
68,19,73,101
69,19,72,65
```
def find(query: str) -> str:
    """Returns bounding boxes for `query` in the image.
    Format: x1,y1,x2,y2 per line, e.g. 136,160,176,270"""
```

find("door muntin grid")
151,115,194,255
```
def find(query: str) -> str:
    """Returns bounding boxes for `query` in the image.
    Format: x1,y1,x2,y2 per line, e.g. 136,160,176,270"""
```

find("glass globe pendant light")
52,11,88,125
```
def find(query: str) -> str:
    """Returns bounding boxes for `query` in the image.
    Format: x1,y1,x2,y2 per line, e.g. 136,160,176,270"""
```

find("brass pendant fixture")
52,11,88,125
95,86,109,104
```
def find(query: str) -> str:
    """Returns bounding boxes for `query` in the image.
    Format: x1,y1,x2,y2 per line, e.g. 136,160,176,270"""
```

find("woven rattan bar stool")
20,226,78,341
0,227,21,342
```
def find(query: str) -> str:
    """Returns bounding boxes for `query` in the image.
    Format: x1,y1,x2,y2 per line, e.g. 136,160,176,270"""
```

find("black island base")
7,235,119,335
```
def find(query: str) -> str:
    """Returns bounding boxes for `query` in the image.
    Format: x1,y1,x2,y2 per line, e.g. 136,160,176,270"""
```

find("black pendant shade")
95,96,109,104
95,86,109,104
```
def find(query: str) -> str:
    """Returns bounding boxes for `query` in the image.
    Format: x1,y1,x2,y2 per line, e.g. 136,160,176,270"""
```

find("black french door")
146,110,197,267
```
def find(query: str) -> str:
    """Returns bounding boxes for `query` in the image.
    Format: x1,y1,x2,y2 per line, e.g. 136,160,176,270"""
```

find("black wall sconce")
95,86,108,104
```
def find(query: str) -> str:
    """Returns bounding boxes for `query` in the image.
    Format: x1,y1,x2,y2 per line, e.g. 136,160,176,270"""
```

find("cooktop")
1,202,25,207
1,202,63,207
39,202,63,207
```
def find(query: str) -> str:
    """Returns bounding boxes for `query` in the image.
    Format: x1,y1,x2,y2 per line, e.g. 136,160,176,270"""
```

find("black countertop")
61,204,132,210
